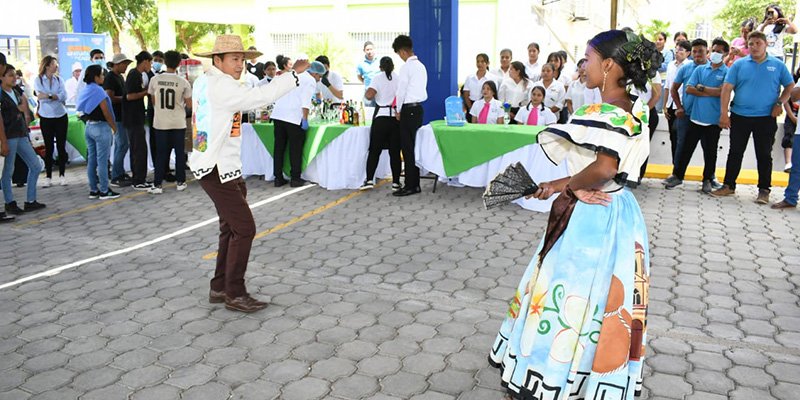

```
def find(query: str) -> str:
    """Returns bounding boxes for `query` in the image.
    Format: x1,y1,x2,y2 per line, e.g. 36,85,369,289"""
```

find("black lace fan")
482,162,539,209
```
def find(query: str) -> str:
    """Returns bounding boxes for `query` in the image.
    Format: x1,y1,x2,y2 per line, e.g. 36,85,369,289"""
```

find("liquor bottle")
359,102,366,125
340,103,347,124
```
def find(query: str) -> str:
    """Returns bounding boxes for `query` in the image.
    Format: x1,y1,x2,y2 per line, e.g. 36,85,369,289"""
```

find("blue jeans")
1,137,42,204
672,115,689,168
86,122,113,193
112,123,128,180
784,133,800,205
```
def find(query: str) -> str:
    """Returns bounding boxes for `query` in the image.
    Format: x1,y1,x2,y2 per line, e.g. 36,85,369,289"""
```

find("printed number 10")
159,88,176,110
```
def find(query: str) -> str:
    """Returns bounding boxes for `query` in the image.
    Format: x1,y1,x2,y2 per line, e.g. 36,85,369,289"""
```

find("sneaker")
89,191,101,199
23,201,46,212
42,178,52,188
710,185,735,198
391,183,402,192
663,175,683,190
5,201,24,215
132,183,151,191
359,180,374,191
176,182,188,192
710,178,724,190
99,190,120,200
786,163,793,173
59,176,67,186
148,186,163,194
0,212,14,223
701,180,712,194
110,177,132,188
756,189,770,205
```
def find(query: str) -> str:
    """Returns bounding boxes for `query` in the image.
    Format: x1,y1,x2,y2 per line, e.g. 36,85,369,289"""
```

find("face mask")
153,62,163,72
709,52,724,64
15,79,21,86
94,58,105,66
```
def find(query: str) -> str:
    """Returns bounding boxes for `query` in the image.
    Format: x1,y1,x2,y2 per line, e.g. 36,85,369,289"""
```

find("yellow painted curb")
645,165,789,187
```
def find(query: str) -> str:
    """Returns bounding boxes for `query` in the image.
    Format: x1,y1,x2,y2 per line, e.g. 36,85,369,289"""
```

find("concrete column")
409,0,458,123
158,0,177,51
71,0,93,33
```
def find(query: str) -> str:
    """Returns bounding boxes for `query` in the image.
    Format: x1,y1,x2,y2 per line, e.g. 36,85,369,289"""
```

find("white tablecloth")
414,124,569,212
240,123,391,190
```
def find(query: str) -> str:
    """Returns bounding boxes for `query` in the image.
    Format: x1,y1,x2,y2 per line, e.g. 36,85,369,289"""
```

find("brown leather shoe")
771,200,797,210
756,189,770,205
710,185,735,198
209,289,226,304
224,295,268,313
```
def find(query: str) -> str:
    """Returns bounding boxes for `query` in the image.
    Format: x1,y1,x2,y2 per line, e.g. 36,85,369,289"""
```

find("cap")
109,54,133,65
71,62,83,72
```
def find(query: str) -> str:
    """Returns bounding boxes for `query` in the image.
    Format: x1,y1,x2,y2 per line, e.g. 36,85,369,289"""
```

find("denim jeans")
112,123,129,180
86,122,113,193
784,133,800,205
672,115,689,168
153,128,186,186
1,137,42,204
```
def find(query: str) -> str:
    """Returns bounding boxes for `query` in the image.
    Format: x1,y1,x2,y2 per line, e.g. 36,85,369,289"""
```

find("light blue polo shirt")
674,60,707,116
686,63,728,126
356,57,380,88
725,55,793,117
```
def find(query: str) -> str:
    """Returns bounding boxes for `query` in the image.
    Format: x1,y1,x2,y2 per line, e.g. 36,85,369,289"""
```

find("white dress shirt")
524,61,542,82
665,59,687,109
368,71,399,118
532,80,566,111
565,79,587,112
317,70,344,102
463,72,495,102
468,98,504,124
395,55,428,112
493,67,511,83
270,72,317,126
499,78,531,108
514,104,558,126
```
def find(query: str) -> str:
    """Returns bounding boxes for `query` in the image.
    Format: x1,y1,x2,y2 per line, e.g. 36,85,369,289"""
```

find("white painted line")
0,184,316,290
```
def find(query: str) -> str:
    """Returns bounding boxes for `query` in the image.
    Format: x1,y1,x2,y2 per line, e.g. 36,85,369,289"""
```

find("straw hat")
195,35,262,58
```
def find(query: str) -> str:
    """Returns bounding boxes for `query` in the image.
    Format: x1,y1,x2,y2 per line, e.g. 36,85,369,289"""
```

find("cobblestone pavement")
1,168,799,399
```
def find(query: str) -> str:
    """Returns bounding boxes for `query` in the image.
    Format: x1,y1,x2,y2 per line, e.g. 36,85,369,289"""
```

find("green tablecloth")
428,120,546,176
250,122,352,172
66,115,87,158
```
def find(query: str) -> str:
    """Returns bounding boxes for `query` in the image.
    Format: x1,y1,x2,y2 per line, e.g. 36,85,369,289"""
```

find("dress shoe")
274,178,288,187
224,295,268,313
710,185,735,198
290,178,307,187
756,189,770,205
392,186,421,197
209,289,226,304
771,200,797,210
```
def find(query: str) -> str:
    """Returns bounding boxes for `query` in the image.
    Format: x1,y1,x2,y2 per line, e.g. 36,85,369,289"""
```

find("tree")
175,21,231,54
716,0,796,39
637,19,671,42
301,33,356,82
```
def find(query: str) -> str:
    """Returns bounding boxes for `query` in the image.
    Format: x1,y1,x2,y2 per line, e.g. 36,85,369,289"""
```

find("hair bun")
619,33,663,92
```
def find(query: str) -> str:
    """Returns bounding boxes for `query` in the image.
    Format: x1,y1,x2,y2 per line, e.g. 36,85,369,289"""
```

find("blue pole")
408,0,458,124
71,0,94,33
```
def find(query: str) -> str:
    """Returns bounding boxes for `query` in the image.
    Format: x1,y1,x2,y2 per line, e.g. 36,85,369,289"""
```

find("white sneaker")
176,182,187,191
148,186,163,194
59,176,67,186
785,163,793,173
42,178,51,188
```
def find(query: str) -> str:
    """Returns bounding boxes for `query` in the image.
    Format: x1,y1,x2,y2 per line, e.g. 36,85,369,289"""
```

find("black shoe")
5,201,24,215
290,179,307,187
23,201,46,212
89,191,101,199
701,180,712,194
99,190,121,200
393,186,421,197
110,177,132,188
0,212,13,223
274,178,288,187
164,173,177,183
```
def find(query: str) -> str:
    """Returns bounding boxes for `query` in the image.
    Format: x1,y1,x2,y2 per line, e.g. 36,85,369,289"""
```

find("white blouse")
513,104,557,126
565,79,587,112
499,78,531,108
469,98,505,124
463,72,496,102
368,71,399,118
532,80,566,111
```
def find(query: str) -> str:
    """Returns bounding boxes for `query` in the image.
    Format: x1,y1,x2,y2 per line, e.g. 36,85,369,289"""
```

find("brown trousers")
199,169,256,298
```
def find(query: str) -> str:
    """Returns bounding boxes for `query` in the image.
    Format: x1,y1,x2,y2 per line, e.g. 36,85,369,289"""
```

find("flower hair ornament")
620,32,653,73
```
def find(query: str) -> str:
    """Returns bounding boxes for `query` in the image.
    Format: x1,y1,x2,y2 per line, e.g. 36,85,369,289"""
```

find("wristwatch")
697,84,705,92
776,102,783,107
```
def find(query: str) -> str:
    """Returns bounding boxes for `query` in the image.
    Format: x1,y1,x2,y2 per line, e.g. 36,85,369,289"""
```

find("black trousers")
673,122,721,181
399,105,424,188
273,119,306,181
148,126,169,175
723,113,777,190
638,107,660,180
153,128,187,186
666,107,678,163
40,114,68,178
366,116,401,183
127,123,148,185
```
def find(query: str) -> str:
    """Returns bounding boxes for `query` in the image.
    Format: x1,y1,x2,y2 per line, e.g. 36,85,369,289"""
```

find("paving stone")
111,348,159,370
429,370,476,395
263,359,310,384
727,365,775,388
129,384,180,400
331,374,380,399
21,351,69,373
231,379,281,400
280,377,330,400
120,365,170,388
164,364,217,389
20,368,75,394
80,384,131,400
182,381,231,400
686,369,734,395
71,367,123,391
381,371,429,397
645,372,693,399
